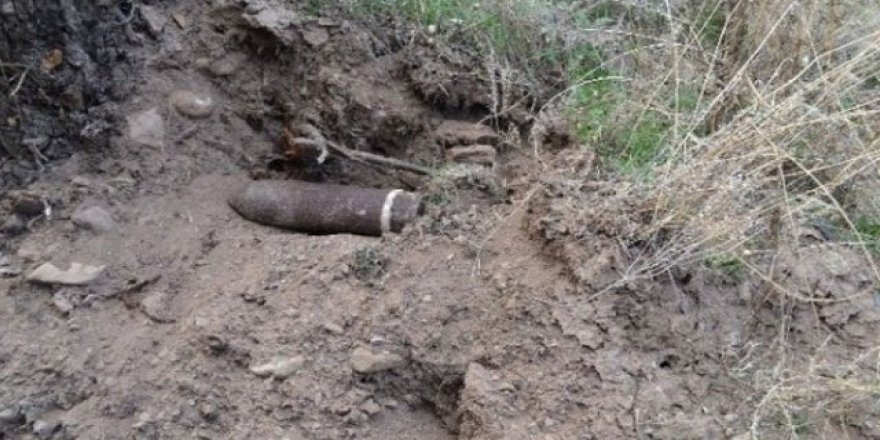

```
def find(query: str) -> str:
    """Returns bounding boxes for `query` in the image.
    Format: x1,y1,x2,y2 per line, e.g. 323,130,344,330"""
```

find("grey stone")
361,399,382,416
0,267,22,277
302,27,329,47
350,347,405,373
322,322,344,335
32,419,59,438
1,2,14,15
0,407,21,424
140,292,173,323
128,108,165,148
249,356,305,379
72,205,116,233
169,90,214,119
208,52,248,77
139,6,166,38
27,262,105,286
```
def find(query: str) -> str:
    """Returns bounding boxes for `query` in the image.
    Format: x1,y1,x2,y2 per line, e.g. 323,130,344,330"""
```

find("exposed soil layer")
2,1,879,440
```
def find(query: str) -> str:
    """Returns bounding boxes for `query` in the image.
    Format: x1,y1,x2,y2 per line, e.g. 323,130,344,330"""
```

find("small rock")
1,1,14,15
128,108,165,149
169,90,214,119
72,205,116,233
361,399,382,416
302,26,329,47
0,215,25,236
379,398,398,409
198,402,218,421
53,291,75,314
249,356,305,379
350,347,405,373
172,13,188,28
139,6,166,38
322,322,344,335
0,407,21,424
27,262,105,286
447,145,497,167
140,292,173,323
71,176,93,187
331,402,352,416
208,52,248,77
0,267,22,277
317,18,336,27
32,419,59,438
343,410,368,425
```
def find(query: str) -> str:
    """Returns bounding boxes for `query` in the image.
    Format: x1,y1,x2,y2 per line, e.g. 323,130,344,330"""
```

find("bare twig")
294,123,436,176
8,65,30,97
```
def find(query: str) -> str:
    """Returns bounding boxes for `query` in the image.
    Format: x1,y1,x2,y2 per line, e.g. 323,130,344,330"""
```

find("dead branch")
293,123,436,176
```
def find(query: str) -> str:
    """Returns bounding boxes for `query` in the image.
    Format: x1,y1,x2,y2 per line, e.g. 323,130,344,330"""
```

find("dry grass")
343,0,880,436
587,1,880,437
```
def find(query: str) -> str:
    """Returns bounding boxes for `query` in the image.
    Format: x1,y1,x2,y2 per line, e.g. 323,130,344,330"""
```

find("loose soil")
2,1,879,439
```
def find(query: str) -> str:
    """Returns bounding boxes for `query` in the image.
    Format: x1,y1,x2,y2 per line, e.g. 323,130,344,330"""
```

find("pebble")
1,1,13,15
139,6,166,38
322,322,344,335
361,400,382,416
249,356,305,379
128,108,165,149
32,419,59,438
350,347,405,373
140,292,173,323
27,262,105,286
172,13,188,28
0,215,25,236
0,407,21,424
72,205,116,233
207,52,247,77
302,27,329,47
169,90,214,119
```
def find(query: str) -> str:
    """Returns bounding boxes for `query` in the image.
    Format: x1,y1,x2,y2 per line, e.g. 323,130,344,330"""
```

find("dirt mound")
0,1,151,188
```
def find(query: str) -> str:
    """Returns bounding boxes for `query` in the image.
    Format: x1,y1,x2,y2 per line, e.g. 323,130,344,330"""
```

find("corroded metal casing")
229,180,423,236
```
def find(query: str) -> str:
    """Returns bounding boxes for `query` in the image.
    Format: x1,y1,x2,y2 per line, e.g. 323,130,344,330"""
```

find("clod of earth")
350,347,406,373
26,262,105,286
229,180,424,236
249,356,306,379
169,90,214,119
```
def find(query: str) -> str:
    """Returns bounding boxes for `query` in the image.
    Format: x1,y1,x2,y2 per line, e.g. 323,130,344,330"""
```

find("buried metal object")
229,180,424,236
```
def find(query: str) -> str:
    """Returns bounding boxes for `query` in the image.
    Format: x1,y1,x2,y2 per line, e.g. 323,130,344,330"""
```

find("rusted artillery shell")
229,180,423,236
